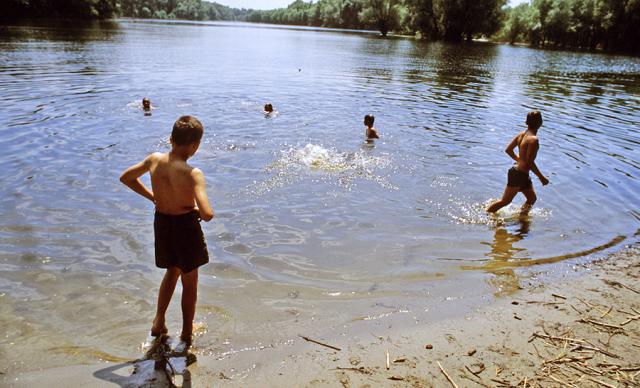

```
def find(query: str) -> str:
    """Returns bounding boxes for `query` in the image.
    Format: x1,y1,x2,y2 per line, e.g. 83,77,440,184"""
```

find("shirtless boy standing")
487,110,549,215
120,115,214,345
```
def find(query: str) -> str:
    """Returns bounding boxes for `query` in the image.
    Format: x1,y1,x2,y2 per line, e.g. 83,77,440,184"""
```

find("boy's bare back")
146,152,207,216
120,115,213,222
512,131,539,173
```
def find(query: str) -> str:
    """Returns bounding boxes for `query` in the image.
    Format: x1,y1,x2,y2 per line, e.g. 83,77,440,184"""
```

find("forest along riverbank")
5,244,638,387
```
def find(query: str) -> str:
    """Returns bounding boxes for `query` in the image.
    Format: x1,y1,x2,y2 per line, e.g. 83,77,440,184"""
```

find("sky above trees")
217,0,528,10
217,0,293,10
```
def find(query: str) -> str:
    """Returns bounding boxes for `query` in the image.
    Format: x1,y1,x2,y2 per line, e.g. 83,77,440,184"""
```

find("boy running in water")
487,110,549,215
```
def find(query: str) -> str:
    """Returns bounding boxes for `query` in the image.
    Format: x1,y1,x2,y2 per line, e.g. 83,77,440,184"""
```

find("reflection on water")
0,19,639,374
482,216,531,296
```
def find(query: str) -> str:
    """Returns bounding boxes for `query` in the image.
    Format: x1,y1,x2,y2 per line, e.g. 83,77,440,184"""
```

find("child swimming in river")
487,110,549,215
264,103,274,114
364,114,379,140
142,98,151,111
120,115,214,347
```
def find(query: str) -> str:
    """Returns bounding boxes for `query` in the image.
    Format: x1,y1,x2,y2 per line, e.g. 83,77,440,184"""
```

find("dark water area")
0,19,639,371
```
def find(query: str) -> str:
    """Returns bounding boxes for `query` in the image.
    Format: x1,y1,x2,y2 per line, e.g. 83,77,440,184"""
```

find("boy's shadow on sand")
93,360,192,388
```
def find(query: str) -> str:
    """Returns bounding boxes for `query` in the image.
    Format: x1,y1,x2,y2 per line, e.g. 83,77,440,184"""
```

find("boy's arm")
525,139,549,186
504,133,521,163
119,154,156,203
192,168,214,222
531,161,549,185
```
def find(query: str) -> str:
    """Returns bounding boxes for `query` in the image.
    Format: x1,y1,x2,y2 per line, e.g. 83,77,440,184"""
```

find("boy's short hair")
264,103,273,112
526,110,543,130
364,114,375,126
172,115,204,146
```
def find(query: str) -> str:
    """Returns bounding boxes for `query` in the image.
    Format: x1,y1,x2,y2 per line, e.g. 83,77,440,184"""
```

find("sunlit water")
1,20,639,373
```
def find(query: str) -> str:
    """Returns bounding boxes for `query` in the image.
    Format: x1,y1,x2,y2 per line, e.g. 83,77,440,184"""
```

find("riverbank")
5,244,638,387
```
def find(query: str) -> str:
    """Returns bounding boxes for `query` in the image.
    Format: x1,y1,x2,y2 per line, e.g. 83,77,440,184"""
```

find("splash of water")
248,143,397,195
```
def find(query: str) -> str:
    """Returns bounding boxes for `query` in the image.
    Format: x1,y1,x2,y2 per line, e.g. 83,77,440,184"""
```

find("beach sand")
4,244,639,387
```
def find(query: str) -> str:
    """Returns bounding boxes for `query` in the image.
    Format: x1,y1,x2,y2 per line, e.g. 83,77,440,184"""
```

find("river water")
0,20,639,373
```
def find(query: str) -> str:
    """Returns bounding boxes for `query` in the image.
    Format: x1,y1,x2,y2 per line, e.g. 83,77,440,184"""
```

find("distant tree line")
3,0,638,54
3,0,251,21
498,0,640,53
119,0,251,21
246,0,507,41
246,0,638,53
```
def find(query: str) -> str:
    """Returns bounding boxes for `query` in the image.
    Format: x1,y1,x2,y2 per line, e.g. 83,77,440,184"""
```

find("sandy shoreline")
4,244,639,387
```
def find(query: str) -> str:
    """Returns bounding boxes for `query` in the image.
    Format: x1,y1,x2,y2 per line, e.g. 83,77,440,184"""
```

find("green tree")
437,0,506,41
404,0,439,39
360,0,400,37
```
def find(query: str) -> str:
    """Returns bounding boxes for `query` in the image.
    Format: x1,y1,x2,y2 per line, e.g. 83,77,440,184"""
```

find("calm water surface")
1,20,639,373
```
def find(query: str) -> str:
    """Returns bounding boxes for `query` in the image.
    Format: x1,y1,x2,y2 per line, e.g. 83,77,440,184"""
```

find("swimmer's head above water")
142,98,151,111
364,114,379,139
264,103,274,113
364,114,374,128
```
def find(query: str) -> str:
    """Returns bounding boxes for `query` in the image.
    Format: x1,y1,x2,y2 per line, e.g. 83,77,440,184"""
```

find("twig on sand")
576,297,611,316
461,370,491,388
600,306,613,318
552,293,567,300
532,332,588,344
574,344,619,359
589,378,617,388
332,366,369,374
386,349,390,370
437,361,459,388
620,310,640,326
299,335,341,351
579,319,625,331
533,333,620,358
544,355,593,365
548,374,575,387
490,377,511,386
465,364,485,376
602,279,639,294
570,304,583,314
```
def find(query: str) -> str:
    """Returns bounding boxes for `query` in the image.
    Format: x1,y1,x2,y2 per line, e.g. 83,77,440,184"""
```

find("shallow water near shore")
0,20,639,375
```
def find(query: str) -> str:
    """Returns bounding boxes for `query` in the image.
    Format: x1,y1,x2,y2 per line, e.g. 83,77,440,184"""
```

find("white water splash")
249,143,396,195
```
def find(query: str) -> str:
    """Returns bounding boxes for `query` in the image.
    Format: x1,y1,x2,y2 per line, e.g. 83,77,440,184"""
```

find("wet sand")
4,244,639,387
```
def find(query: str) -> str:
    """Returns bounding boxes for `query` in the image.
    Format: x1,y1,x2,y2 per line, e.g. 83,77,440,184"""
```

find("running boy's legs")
152,267,181,335
180,268,198,341
487,185,519,213
520,186,537,216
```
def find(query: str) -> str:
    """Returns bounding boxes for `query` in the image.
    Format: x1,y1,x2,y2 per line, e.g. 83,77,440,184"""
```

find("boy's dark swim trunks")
154,211,209,273
507,166,532,190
